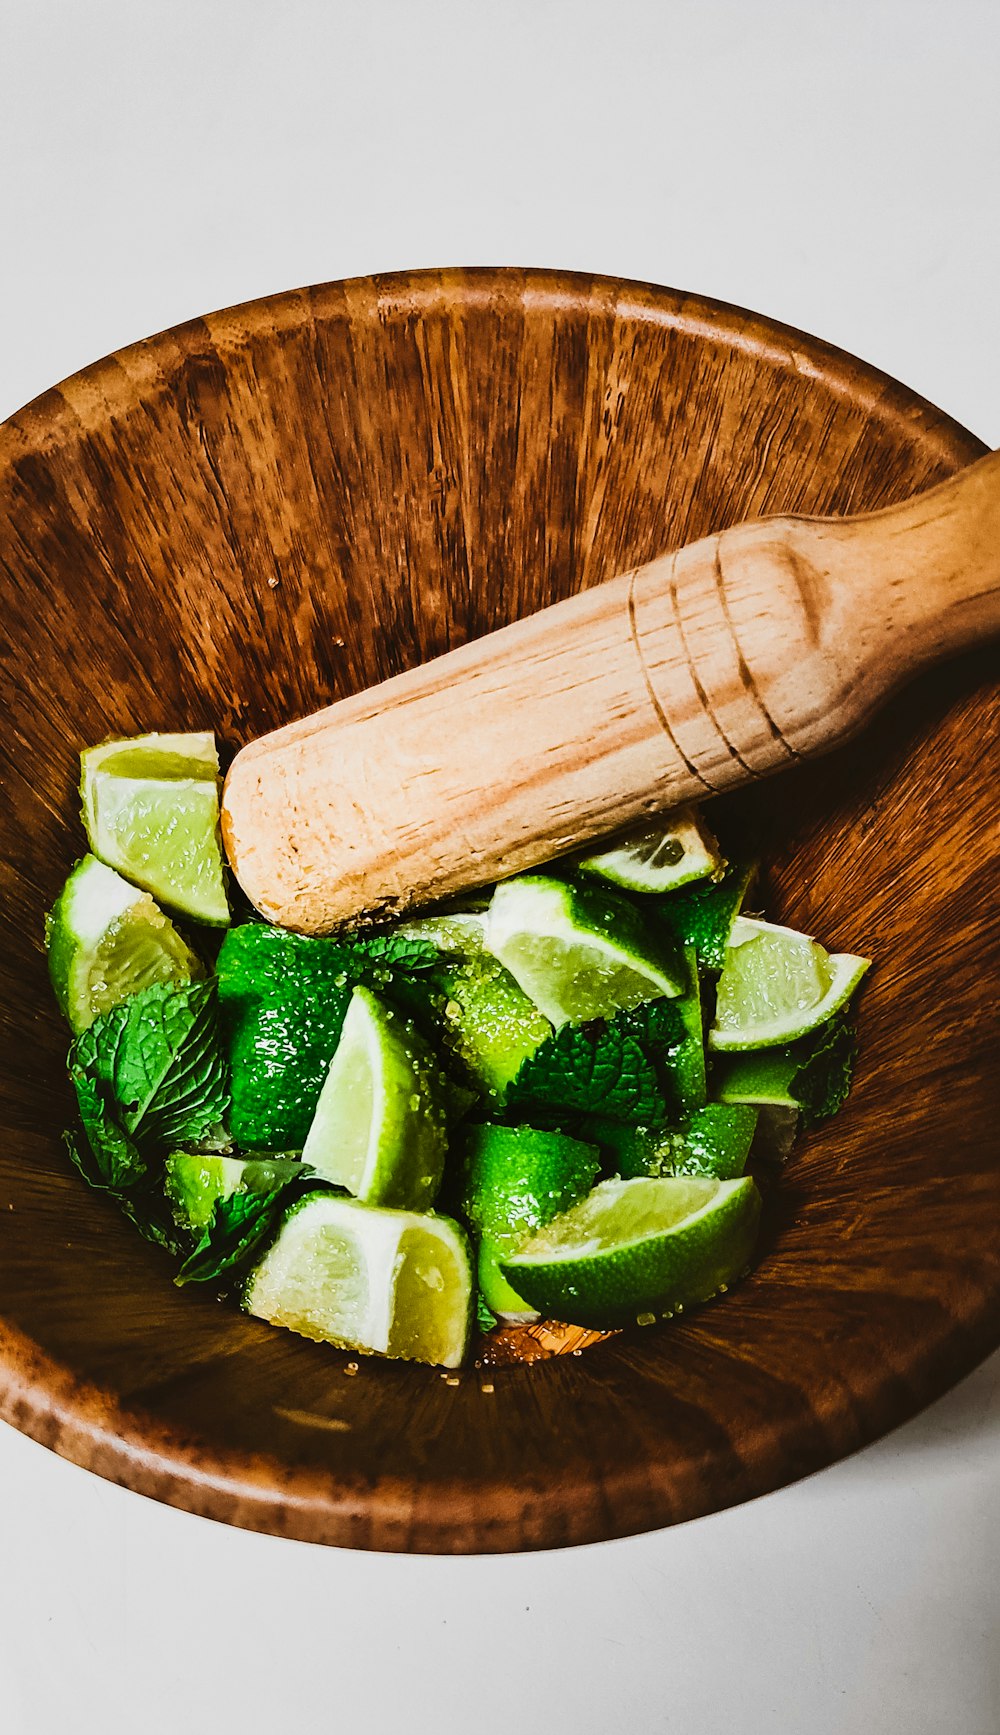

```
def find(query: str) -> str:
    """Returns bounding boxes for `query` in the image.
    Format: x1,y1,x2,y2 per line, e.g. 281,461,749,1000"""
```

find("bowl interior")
0,268,997,1552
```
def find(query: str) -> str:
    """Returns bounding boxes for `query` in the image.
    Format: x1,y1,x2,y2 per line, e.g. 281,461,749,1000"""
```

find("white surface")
1,3,998,1731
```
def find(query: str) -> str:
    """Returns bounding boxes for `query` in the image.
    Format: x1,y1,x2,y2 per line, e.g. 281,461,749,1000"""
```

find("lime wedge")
654,861,755,971
502,1173,761,1327
164,1152,305,1232
578,805,722,893
610,1103,759,1182
715,1014,859,1128
709,917,870,1051
301,985,448,1210
46,853,202,1032
438,955,551,1100
244,1194,474,1368
485,874,685,1027
460,1124,600,1321
716,1049,805,1108
671,943,707,1115
81,731,229,925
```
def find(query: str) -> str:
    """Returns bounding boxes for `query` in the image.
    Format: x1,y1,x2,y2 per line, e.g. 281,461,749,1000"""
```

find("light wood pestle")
222,448,1000,933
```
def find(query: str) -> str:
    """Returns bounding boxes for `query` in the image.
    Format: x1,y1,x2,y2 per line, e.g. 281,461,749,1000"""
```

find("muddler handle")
222,447,1000,932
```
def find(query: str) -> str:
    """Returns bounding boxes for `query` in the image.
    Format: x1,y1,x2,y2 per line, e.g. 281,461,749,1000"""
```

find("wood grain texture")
0,267,998,1553
223,448,1000,931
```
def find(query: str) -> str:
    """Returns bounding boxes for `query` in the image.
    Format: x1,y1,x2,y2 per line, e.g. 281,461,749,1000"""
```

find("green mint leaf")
348,933,440,973
70,1068,152,1190
72,980,230,1150
616,996,698,1121
476,1292,498,1334
789,1015,858,1128
66,1074,184,1255
175,1187,284,1285
616,996,687,1058
506,1010,672,1130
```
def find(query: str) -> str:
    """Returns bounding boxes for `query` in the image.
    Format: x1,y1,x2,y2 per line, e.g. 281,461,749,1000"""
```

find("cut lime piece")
244,1194,474,1368
486,874,685,1027
654,861,755,971
676,1103,759,1176
578,805,723,893
46,853,202,1032
716,1048,804,1108
81,731,229,926
715,1014,859,1127
301,985,448,1210
502,1173,761,1328
437,954,551,1100
709,917,870,1051
460,1123,600,1321
165,1152,304,1233
474,1237,532,1323
609,1103,759,1182
672,943,707,1115
216,924,356,1151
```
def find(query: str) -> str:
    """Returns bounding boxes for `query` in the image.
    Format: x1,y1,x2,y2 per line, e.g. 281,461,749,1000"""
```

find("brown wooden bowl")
1,268,997,1554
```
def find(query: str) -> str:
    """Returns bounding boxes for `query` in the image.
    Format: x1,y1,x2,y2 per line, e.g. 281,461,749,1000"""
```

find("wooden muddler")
222,448,1000,932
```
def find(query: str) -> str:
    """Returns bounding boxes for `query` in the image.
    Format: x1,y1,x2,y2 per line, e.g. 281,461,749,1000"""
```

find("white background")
1,3,998,1731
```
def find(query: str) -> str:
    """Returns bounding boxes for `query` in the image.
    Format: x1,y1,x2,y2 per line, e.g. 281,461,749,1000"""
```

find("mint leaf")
72,980,229,1150
617,996,687,1061
476,1292,498,1334
790,1015,858,1128
70,1068,153,1190
175,1172,333,1287
616,997,697,1120
506,1010,673,1130
349,933,440,974
66,1073,183,1255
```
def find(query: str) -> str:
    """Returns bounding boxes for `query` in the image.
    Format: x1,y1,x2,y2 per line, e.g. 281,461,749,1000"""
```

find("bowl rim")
0,265,991,1554
0,264,983,472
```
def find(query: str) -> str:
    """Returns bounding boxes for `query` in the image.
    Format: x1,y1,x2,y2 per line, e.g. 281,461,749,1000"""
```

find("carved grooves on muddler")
625,566,714,794
629,535,799,791
712,541,801,762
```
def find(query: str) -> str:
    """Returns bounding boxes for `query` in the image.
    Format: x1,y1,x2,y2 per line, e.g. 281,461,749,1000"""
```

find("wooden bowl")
1,269,997,1554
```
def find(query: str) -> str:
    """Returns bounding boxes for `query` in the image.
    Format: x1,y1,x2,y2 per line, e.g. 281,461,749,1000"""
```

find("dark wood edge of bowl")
2,1296,999,1554
0,265,986,478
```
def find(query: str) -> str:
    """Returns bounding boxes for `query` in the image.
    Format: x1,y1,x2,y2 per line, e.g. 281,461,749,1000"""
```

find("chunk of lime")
81,731,229,925
244,1194,474,1368
460,1123,600,1321
577,805,722,893
164,1152,305,1232
301,985,448,1211
502,1173,762,1328
709,917,870,1051
485,874,685,1027
46,853,202,1032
